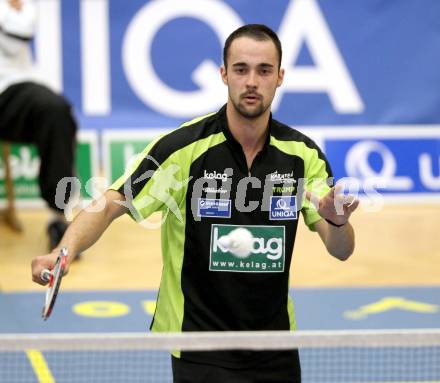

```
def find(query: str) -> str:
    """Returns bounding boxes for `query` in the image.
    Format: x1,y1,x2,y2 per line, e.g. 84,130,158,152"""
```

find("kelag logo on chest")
209,224,285,273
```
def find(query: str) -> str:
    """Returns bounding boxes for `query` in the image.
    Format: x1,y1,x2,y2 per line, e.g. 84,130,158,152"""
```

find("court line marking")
26,349,55,383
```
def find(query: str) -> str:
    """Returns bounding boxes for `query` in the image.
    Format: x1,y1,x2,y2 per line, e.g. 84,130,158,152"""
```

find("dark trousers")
0,82,77,212
172,350,301,383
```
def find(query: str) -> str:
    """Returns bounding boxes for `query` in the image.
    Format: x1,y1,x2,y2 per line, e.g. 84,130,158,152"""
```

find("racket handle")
40,269,52,283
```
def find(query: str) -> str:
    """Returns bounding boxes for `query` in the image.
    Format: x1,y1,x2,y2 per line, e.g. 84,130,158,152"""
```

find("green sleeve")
108,136,187,222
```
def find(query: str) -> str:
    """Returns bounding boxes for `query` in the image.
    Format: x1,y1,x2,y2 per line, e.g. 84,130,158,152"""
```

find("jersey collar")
218,104,273,152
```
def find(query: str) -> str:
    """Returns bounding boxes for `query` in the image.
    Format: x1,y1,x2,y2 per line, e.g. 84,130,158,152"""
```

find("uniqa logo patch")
209,224,285,273
269,196,297,220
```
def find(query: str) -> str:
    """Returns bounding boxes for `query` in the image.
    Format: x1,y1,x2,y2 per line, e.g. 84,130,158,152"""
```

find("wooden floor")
1,203,439,292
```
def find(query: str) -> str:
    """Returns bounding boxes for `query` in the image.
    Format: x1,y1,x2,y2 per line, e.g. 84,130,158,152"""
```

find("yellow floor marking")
142,300,156,315
26,349,55,383
345,296,439,319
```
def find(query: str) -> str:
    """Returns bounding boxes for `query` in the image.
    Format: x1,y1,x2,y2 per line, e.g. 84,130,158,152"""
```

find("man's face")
221,36,284,119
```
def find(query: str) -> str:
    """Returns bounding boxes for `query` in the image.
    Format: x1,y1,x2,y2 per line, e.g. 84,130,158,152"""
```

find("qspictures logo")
210,224,285,273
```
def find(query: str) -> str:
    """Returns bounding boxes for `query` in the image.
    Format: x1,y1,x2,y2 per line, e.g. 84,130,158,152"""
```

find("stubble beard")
230,94,270,120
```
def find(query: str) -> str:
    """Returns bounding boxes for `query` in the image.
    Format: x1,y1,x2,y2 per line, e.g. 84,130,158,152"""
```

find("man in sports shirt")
31,24,359,382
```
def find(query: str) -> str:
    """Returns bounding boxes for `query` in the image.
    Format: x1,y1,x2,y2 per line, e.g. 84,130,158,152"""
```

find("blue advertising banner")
33,0,440,128
320,128,440,200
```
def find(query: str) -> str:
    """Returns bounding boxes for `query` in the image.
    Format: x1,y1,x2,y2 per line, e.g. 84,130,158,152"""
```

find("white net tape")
1,329,439,382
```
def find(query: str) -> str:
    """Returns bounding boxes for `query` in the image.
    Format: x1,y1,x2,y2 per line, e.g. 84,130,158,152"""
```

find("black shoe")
47,220,82,261
47,220,68,251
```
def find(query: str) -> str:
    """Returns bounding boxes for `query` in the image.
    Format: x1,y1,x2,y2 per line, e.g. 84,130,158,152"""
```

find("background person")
0,0,78,252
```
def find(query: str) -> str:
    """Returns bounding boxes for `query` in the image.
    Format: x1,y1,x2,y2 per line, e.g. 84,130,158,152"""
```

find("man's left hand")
305,185,359,226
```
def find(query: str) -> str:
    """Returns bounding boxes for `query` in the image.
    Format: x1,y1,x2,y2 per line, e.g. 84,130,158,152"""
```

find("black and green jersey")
110,105,332,366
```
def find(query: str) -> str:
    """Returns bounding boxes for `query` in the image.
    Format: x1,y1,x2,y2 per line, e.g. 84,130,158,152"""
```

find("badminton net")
1,329,439,382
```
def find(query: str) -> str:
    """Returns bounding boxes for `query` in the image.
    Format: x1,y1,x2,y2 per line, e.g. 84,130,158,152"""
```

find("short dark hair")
223,24,282,69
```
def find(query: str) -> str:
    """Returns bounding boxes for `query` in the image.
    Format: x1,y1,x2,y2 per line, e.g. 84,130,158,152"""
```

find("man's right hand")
31,251,70,286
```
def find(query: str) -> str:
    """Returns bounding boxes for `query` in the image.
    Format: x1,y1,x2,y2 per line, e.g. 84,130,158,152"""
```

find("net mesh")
1,329,439,383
